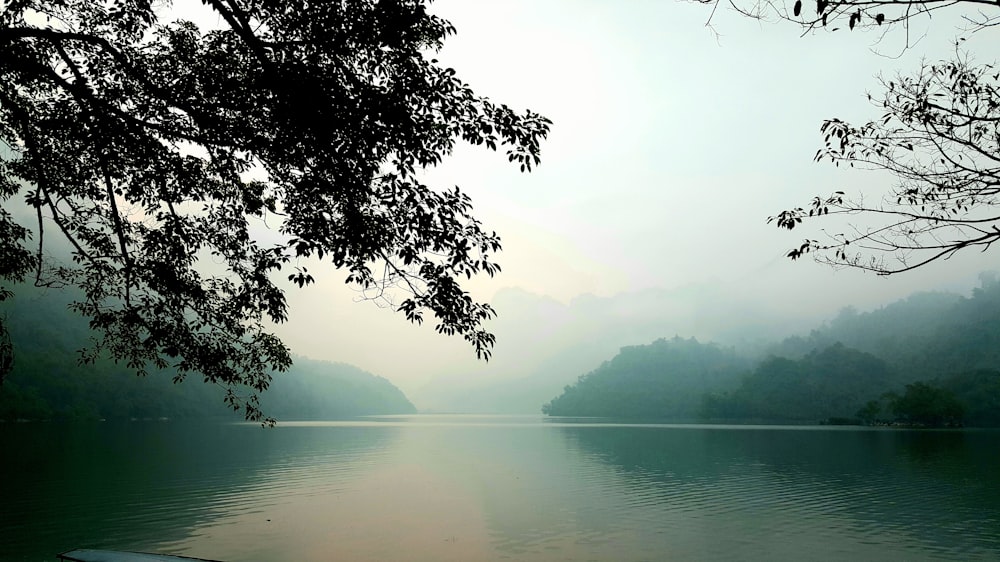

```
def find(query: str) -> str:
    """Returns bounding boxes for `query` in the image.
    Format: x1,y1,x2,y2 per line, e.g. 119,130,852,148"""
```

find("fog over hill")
411,272,989,414
0,284,416,421
408,285,839,413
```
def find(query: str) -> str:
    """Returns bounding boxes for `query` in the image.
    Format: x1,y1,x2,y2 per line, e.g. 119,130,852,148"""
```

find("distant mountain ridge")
0,285,416,421
411,281,813,413
540,273,1000,426
262,356,416,419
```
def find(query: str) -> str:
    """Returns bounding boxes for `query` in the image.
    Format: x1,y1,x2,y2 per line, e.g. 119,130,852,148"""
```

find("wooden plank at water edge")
58,549,224,562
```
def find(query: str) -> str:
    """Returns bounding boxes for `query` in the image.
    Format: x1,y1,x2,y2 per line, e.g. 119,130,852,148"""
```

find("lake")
2,416,998,561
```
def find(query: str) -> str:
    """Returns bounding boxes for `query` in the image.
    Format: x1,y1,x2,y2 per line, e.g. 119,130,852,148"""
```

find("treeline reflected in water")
556,425,1000,560
0,422,399,561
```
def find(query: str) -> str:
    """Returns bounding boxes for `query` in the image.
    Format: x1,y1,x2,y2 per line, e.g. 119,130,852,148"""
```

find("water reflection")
0,422,399,561
557,425,1000,560
3,419,998,561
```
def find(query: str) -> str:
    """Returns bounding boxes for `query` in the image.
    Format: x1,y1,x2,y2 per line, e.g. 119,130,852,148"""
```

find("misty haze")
2,1,1000,561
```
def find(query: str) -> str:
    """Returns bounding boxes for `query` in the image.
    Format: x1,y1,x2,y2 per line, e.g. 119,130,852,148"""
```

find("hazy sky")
180,1,992,396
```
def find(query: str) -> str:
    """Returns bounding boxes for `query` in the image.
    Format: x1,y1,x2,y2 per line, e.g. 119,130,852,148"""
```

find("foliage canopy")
0,0,550,422
886,381,965,426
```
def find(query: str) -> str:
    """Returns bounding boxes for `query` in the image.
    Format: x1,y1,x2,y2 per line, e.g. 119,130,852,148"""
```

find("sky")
29,1,992,402
253,0,995,399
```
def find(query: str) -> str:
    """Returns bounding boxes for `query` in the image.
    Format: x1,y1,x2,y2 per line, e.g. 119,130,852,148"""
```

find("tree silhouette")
0,317,11,388
770,53,1000,274
702,0,1000,275
0,1,550,422
705,0,998,39
889,381,965,426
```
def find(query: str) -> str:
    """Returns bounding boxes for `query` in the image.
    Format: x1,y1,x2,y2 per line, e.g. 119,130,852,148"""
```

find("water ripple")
3,421,998,561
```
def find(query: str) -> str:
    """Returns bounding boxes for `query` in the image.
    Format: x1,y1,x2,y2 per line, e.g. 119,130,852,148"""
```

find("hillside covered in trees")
541,337,748,420
543,274,1000,426
0,285,415,421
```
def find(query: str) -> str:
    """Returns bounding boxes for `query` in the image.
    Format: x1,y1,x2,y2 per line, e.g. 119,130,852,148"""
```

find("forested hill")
543,274,1000,426
767,274,1000,383
260,356,416,419
542,337,749,420
0,286,416,421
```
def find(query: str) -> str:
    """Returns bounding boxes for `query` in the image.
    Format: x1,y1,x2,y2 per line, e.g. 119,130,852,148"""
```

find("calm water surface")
1,416,998,561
